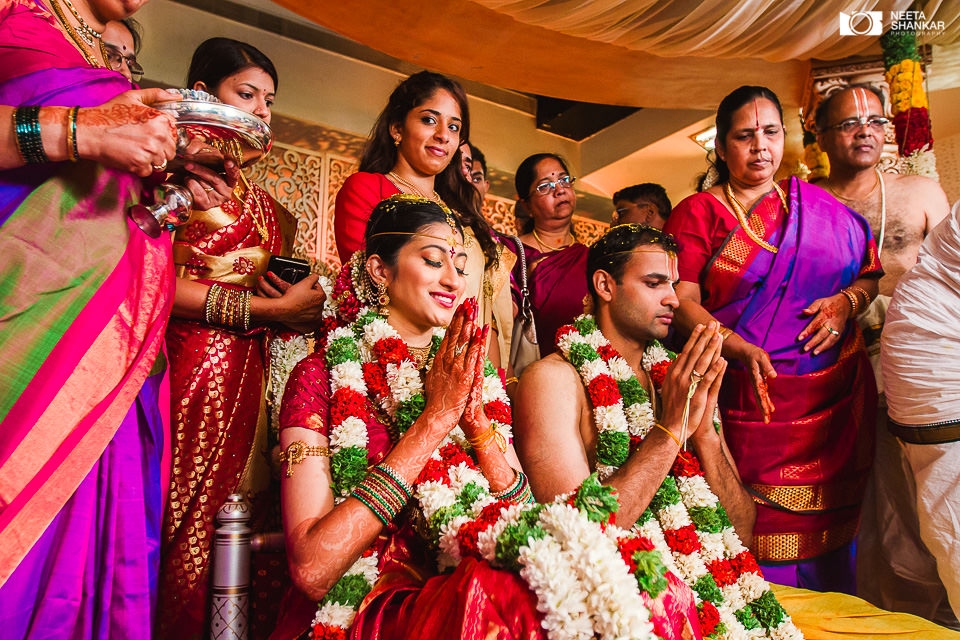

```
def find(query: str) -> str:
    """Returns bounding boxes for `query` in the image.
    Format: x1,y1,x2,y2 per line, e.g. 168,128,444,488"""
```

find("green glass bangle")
350,487,390,525
14,106,47,164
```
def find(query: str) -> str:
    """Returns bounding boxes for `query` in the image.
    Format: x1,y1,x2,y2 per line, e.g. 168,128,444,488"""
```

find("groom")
513,224,755,540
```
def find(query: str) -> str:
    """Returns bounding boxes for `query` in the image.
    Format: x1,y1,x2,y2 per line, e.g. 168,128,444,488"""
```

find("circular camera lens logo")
839,11,883,36
849,11,876,34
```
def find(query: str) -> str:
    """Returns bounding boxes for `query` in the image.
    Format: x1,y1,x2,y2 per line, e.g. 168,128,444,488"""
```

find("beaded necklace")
49,0,107,68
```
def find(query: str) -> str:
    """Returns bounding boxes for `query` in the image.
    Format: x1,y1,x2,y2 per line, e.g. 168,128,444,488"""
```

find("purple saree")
0,1,172,637
667,178,882,591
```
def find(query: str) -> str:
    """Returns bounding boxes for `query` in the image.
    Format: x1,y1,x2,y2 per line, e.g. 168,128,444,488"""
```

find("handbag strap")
508,235,533,318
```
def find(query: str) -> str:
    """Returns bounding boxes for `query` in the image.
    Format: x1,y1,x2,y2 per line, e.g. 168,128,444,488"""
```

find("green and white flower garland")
310,294,513,639
557,315,803,640
310,267,666,640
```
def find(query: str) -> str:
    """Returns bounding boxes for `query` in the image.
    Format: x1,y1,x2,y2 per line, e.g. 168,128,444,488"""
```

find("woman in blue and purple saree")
664,86,882,594
0,1,182,637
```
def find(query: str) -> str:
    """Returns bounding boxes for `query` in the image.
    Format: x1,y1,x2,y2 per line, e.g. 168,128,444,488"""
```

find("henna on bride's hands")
423,299,478,429
459,325,490,435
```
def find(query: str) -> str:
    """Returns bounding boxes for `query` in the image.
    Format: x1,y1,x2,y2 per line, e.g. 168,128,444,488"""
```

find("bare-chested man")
514,223,755,551
816,85,948,301
815,84,954,626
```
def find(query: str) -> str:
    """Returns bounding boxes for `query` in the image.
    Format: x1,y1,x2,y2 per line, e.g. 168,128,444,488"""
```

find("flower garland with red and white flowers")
416,448,661,640
557,315,803,640
310,261,673,640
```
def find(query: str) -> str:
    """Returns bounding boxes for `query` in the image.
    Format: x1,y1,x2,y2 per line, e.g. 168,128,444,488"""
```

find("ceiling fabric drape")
272,0,960,109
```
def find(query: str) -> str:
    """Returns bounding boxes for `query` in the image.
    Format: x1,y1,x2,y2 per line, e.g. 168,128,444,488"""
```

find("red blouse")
334,172,401,264
663,190,774,285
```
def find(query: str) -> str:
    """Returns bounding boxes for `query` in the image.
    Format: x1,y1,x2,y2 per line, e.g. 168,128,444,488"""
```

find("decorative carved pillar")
210,494,252,640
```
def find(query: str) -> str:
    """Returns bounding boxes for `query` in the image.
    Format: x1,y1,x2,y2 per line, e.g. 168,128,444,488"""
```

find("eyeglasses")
532,175,575,196
825,116,889,134
103,43,144,82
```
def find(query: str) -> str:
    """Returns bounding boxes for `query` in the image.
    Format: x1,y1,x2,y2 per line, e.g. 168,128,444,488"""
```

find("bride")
273,194,717,640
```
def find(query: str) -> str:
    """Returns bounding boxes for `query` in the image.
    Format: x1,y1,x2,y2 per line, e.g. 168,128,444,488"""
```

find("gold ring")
454,345,466,356
202,186,215,192
825,326,840,336
691,370,704,383
151,159,167,172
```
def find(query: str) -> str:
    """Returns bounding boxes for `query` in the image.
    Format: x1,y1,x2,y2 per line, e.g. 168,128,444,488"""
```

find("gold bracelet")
505,377,519,386
280,440,331,477
65,107,79,162
718,325,734,341
840,288,859,316
654,422,682,448
849,284,871,308
204,284,222,325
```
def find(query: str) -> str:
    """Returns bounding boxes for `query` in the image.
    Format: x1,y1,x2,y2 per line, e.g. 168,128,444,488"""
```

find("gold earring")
394,136,401,147
376,282,390,316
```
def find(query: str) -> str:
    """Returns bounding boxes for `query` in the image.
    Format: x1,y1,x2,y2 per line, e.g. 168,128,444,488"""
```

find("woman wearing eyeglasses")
504,153,588,360
102,18,143,83
663,85,882,593
335,71,514,369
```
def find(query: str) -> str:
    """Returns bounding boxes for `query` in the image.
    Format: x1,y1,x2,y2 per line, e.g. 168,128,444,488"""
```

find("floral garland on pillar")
881,22,938,179
557,315,803,640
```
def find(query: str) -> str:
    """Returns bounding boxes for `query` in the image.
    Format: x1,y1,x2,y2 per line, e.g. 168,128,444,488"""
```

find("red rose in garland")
588,373,621,407
663,524,701,555
649,360,671,388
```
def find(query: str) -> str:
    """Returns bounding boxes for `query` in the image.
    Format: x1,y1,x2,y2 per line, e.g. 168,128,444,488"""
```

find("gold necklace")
385,171,474,249
532,227,574,252
827,170,880,202
233,175,271,245
387,171,441,203
722,182,786,254
533,227,577,251
49,0,106,68
407,344,432,370
60,0,103,45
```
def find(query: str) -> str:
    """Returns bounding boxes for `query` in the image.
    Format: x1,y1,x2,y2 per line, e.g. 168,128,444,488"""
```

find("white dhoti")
881,201,960,621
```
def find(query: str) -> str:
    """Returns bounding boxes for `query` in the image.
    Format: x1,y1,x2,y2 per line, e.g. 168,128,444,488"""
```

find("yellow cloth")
774,584,960,639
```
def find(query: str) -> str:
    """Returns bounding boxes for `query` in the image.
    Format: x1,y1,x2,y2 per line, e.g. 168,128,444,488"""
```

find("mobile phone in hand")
267,255,311,285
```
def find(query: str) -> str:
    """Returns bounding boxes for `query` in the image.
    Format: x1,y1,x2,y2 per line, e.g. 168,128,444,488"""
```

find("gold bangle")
654,422,682,448
849,284,871,308
65,107,78,162
280,440,331,477
505,377,519,386
840,288,859,316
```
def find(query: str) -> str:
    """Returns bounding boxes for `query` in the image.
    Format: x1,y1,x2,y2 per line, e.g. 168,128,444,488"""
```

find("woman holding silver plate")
157,36,327,640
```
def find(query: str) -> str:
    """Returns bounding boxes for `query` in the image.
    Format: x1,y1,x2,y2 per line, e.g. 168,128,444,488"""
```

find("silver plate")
155,99,273,152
